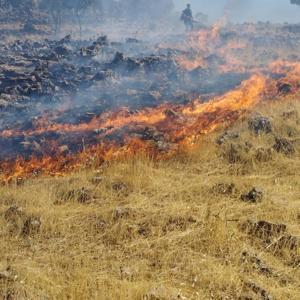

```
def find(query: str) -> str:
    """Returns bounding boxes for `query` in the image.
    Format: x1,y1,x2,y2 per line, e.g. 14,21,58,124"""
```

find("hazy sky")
174,0,300,23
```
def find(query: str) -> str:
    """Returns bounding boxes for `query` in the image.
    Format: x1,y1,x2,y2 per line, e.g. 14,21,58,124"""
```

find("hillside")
1,95,299,299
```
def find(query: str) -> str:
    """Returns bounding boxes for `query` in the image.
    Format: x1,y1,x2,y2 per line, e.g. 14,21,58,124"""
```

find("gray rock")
248,116,272,135
241,187,264,203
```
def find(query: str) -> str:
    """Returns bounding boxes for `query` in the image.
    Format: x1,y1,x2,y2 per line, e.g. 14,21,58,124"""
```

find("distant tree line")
0,0,174,35
1,0,174,19
39,0,94,35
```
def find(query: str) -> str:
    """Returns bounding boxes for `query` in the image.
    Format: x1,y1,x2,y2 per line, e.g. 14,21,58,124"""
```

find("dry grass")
1,97,300,299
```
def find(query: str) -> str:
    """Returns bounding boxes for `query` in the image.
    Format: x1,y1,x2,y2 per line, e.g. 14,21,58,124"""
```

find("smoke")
174,0,300,23
85,0,175,20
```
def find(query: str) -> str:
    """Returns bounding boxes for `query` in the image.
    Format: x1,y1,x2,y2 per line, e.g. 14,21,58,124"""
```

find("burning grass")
1,71,298,183
1,97,299,299
1,20,300,183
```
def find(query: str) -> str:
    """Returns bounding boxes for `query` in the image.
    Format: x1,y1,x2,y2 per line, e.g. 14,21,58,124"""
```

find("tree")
39,0,94,36
72,0,94,38
39,0,64,34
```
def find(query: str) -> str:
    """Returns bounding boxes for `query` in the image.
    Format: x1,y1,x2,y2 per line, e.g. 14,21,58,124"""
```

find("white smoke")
173,0,300,23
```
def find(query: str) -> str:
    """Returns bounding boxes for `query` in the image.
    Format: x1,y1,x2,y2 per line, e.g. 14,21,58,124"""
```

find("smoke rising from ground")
174,0,300,23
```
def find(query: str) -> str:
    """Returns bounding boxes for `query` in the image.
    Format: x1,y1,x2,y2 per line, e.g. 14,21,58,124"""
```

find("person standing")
181,3,194,31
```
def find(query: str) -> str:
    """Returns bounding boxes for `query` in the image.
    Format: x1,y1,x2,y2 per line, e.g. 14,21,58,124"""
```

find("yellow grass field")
1,96,300,299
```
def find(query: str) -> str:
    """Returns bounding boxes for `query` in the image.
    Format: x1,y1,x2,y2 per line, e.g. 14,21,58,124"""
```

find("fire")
174,20,226,71
174,22,250,73
0,74,280,183
1,22,300,183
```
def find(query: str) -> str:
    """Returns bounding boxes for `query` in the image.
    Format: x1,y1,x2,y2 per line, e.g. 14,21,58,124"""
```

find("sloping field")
1,96,299,299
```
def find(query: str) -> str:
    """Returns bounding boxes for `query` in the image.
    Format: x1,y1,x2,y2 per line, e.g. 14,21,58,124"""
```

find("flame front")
0,74,274,182
1,22,300,182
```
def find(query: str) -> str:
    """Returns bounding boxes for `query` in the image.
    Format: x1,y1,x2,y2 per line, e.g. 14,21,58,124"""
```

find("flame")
174,19,226,71
0,74,271,183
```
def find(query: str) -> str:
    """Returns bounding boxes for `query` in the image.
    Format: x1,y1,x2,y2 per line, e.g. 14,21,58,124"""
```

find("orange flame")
0,74,271,183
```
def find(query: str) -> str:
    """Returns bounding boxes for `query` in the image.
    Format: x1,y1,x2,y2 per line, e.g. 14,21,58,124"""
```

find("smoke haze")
174,0,300,23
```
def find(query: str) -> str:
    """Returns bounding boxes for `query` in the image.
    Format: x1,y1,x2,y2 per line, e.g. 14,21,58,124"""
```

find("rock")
241,187,263,203
273,137,295,155
112,51,125,64
80,42,101,57
57,34,72,45
96,35,108,46
277,82,292,94
22,216,41,237
248,116,272,135
110,52,141,72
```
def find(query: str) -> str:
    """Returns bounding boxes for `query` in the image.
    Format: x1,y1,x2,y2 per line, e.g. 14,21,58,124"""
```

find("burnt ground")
0,22,299,161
